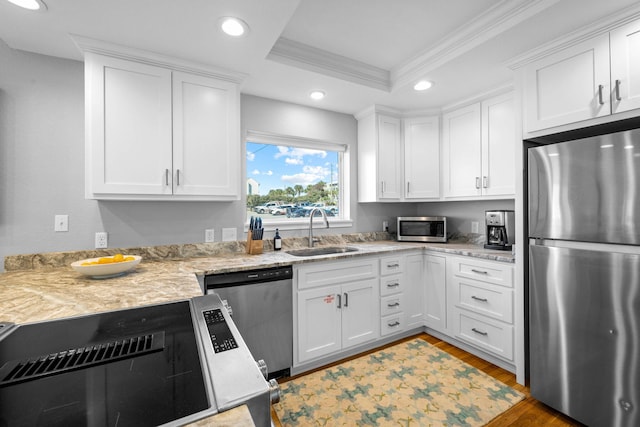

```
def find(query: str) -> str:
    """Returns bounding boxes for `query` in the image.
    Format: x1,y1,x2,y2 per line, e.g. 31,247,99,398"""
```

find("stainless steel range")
0,294,279,427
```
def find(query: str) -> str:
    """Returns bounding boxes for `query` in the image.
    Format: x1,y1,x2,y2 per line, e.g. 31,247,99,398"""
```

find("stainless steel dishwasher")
204,266,293,379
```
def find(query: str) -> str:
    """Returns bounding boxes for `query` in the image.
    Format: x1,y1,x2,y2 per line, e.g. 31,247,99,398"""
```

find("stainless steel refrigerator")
529,128,640,427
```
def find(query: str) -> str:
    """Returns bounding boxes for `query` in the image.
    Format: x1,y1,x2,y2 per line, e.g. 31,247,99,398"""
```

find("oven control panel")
203,309,238,353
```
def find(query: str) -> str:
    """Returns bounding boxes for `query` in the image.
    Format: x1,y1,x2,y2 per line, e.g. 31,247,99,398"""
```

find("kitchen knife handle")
598,84,605,105
165,169,170,186
615,79,622,101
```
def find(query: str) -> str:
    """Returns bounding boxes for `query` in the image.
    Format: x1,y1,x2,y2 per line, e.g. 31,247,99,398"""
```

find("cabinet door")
297,286,342,363
172,72,239,198
404,116,440,199
424,254,446,332
87,54,172,196
341,279,379,349
404,253,425,329
523,34,610,132
377,115,402,200
481,93,515,197
610,19,640,114
442,103,482,198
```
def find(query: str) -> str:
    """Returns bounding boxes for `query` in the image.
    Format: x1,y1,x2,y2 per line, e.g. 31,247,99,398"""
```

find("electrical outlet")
205,229,215,243
54,215,68,232
95,232,108,249
382,220,389,232
471,221,479,234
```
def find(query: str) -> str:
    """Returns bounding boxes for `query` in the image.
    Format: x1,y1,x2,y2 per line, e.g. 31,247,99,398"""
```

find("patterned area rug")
273,338,524,426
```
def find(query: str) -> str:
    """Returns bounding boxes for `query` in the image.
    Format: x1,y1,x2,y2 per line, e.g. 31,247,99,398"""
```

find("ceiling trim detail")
267,37,391,92
71,34,247,84
391,0,561,90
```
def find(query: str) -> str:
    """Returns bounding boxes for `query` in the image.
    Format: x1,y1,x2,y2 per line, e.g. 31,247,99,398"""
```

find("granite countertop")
0,233,514,325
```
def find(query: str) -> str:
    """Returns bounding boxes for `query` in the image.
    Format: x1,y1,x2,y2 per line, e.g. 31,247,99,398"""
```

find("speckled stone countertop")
1,232,514,325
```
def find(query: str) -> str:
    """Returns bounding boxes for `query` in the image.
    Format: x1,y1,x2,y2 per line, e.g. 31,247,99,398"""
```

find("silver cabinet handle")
337,294,341,309
387,302,400,308
615,79,622,101
471,295,488,302
471,269,489,275
387,263,400,269
475,177,480,189
380,180,385,194
598,84,605,105
176,169,180,186
386,282,400,288
407,182,410,194
344,292,348,308
387,321,400,327
165,169,170,186
482,176,488,188
472,328,488,336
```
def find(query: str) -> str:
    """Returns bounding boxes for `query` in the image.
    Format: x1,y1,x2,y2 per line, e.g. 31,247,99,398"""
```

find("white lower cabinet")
404,252,425,330
379,254,405,337
448,256,515,362
295,258,379,364
424,254,447,333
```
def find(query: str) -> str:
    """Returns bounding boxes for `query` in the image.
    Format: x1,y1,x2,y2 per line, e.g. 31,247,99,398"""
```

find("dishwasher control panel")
203,308,238,353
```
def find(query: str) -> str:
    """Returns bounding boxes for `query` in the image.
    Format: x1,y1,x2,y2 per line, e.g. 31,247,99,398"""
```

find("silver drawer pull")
387,321,400,327
471,269,488,275
598,84,605,105
471,295,488,302
386,263,400,269
472,328,488,336
386,282,400,288
387,302,400,308
615,79,622,101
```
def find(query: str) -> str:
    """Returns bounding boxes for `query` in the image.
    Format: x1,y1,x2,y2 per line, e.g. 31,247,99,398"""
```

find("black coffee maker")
483,210,515,251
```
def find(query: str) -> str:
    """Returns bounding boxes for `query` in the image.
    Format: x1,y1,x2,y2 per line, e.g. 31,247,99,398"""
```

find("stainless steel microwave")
397,216,447,243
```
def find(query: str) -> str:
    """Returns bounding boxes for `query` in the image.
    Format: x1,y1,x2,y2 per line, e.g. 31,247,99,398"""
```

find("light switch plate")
222,228,237,242
54,215,69,232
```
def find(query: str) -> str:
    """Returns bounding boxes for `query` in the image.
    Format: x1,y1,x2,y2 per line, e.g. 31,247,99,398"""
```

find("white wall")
417,199,516,236
0,42,416,270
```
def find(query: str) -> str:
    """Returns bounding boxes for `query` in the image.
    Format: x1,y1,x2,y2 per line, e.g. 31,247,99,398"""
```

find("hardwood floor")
272,333,584,426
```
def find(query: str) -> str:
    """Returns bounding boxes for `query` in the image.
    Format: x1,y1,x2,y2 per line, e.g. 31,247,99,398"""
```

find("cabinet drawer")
296,258,378,290
380,314,405,336
455,279,513,323
380,275,403,296
451,257,513,288
380,294,403,316
455,311,513,361
380,256,403,275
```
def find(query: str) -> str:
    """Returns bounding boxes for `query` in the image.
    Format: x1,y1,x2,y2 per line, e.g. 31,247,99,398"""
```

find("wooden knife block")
246,233,263,255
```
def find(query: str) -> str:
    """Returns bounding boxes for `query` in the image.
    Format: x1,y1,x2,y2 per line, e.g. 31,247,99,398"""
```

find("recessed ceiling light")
310,90,325,100
414,80,433,91
220,17,249,37
6,0,46,10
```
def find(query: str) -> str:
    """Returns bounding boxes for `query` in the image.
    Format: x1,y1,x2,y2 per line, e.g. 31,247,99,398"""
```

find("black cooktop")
0,301,209,427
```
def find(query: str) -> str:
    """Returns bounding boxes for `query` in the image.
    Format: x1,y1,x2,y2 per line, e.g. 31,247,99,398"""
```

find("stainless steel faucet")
308,207,329,247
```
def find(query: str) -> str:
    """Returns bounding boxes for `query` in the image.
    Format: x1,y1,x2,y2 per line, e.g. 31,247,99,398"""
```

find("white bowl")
71,255,142,279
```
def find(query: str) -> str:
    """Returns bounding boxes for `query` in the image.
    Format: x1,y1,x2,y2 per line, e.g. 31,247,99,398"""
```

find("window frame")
244,130,352,231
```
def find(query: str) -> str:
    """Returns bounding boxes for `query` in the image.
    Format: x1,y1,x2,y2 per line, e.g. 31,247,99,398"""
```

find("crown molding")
391,0,560,90
506,2,640,70
71,34,247,84
267,37,391,92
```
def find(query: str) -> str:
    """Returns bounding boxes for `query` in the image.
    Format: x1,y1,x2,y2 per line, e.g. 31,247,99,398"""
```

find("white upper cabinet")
357,110,402,202
442,93,515,200
442,103,482,198
357,109,440,202
610,19,640,114
523,34,610,132
84,52,240,201
403,116,440,200
523,17,640,133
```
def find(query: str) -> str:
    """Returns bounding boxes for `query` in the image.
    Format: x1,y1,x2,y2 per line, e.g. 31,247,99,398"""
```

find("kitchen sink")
286,246,359,257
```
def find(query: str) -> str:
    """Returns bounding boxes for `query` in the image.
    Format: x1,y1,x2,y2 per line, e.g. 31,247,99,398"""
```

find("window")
245,131,349,227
